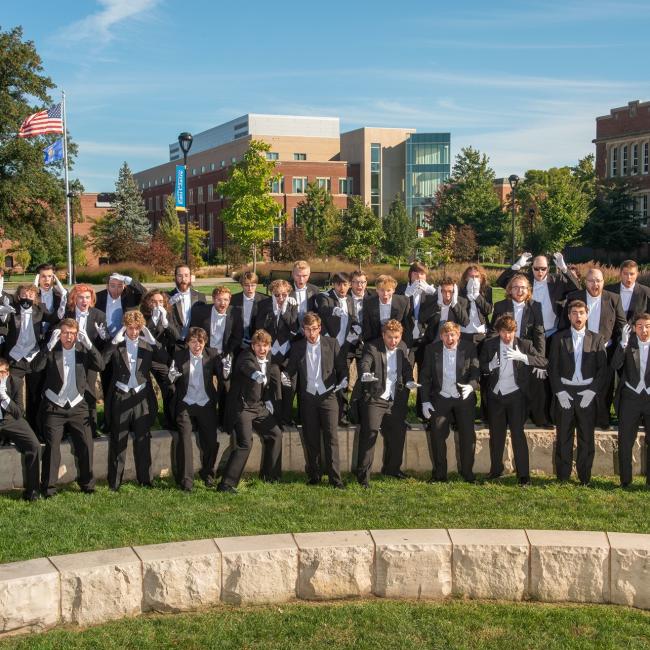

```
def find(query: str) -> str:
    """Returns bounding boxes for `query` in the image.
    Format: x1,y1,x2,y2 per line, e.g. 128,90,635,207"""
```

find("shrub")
75,263,160,283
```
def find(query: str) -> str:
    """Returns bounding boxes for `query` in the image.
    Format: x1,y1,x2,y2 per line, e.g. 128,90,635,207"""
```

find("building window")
292,177,307,193
197,186,204,203
208,184,213,201
201,166,206,174
273,214,286,243
231,157,237,164
293,153,307,161
611,147,618,177
644,143,649,174
316,177,331,192
154,179,158,186
293,207,300,227
632,144,639,174
370,143,381,217
155,196,160,210
148,181,151,188
266,152,279,161
622,145,628,176
641,195,648,226
221,160,226,167
148,197,153,211
188,188,194,205
210,163,215,171
191,168,196,176
338,177,353,195
168,175,172,183
270,176,285,193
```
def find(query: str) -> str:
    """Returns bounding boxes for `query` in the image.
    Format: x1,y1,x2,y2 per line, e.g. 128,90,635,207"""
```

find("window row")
608,141,650,177
269,176,354,195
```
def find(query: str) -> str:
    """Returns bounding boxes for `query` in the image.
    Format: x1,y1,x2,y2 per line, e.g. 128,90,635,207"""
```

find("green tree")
0,26,80,269
415,232,443,266
382,196,417,268
295,182,341,256
340,196,384,269
433,147,506,246
91,162,150,262
217,139,283,271
582,179,645,261
158,194,207,266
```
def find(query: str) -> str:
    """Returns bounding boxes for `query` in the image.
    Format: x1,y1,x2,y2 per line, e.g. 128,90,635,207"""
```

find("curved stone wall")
1,528,649,637
0,426,646,492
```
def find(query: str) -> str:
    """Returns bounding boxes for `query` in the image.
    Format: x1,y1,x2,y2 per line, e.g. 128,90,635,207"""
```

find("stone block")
91,436,109,481
283,428,307,473
216,533,298,604
403,428,431,473
371,528,452,599
449,528,529,600
295,530,374,600
134,539,220,613
0,446,22,491
525,428,555,475
527,529,609,603
149,430,173,479
0,558,59,635
592,431,617,476
51,547,142,626
608,532,650,610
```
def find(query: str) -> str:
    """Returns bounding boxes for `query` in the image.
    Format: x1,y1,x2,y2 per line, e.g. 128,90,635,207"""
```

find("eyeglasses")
533,267,548,272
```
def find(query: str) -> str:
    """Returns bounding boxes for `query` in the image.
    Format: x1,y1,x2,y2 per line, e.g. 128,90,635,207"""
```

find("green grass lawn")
1,600,648,650
0,472,647,565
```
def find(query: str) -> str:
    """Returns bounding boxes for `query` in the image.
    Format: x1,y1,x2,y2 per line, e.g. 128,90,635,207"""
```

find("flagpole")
62,91,73,285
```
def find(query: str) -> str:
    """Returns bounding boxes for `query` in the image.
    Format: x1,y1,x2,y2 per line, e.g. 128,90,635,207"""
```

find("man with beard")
168,264,207,344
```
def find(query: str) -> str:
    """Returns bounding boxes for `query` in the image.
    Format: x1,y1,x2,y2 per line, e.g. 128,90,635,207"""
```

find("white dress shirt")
628,340,650,394
294,286,308,317
441,346,460,398
494,342,518,396
586,293,602,335
75,308,89,332
306,338,327,395
379,301,392,325
45,346,84,407
105,294,123,335
210,308,227,353
115,337,146,393
334,293,349,347
620,283,634,314
183,354,210,406
511,300,526,337
439,302,451,325
40,288,54,312
565,327,592,386
461,299,486,335
379,348,397,400
352,295,364,322
242,295,254,333
533,279,556,332
9,308,39,362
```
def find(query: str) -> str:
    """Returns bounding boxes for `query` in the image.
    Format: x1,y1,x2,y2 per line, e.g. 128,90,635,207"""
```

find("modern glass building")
405,132,451,227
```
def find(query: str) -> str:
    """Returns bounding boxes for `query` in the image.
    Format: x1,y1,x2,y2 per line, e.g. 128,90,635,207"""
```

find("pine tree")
382,196,417,268
295,182,341,256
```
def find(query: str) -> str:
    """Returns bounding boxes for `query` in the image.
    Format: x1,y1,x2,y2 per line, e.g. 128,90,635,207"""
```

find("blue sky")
5,0,649,191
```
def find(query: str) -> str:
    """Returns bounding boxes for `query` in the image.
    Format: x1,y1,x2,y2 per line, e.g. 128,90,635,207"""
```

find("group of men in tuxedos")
1,254,648,502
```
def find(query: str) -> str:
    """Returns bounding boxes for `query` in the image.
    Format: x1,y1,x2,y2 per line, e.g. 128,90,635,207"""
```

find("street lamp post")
508,174,520,264
178,132,193,264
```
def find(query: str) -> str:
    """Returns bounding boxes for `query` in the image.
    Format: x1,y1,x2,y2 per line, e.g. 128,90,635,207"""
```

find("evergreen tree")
340,196,384,268
382,196,417,268
217,139,283,271
158,194,208,266
295,182,341,256
433,147,506,246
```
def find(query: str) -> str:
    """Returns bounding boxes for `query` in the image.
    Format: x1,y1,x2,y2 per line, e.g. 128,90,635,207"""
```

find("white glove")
140,326,156,345
512,252,532,271
404,283,419,297
506,346,528,364
95,322,108,340
332,306,345,317
169,292,183,305
56,302,66,320
578,389,596,408
458,383,474,400
360,372,378,383
419,280,436,295
110,273,132,285
286,296,297,306
405,380,421,390
422,401,435,419
33,273,40,287
436,285,443,304
333,377,349,393
251,370,267,385
0,274,4,295
77,328,92,350
221,354,232,379
280,371,292,387
54,275,67,293
346,331,359,344
553,252,568,273
264,400,274,414
167,361,182,383
0,380,9,402
0,304,16,321
532,367,548,379
488,351,500,372
112,326,126,345
466,277,480,301
556,390,573,410
352,324,362,335
451,284,458,308
47,328,61,351
620,323,631,349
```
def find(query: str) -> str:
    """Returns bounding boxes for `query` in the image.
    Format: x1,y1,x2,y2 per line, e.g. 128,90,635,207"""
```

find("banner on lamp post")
175,165,187,211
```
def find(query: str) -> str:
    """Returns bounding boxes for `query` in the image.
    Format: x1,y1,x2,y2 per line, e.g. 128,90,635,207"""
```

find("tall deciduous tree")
433,147,506,246
340,196,384,269
217,139,283,271
295,182,340,256
158,194,207,266
91,162,150,261
382,196,417,268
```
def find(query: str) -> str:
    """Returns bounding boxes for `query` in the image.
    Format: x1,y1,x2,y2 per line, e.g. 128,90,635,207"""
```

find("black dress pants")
617,387,650,485
300,391,341,484
0,416,41,496
487,389,529,479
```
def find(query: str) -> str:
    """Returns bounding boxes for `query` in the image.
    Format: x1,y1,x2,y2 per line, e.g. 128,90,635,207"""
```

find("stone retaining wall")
1,426,646,492
1,528,649,637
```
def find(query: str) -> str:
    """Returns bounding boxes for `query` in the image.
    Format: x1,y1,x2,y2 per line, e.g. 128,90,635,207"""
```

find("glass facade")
405,133,451,228
370,143,381,216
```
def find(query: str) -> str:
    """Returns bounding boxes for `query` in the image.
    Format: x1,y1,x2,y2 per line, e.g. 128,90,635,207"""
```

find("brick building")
593,99,650,225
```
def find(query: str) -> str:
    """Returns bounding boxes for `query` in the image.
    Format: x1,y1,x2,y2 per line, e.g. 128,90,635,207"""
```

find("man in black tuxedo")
480,315,547,485
347,270,374,366
168,327,220,491
103,310,169,491
167,264,207,344
355,319,418,488
423,277,470,346
30,318,104,498
283,312,348,488
0,358,41,501
217,329,283,493
362,274,410,346
419,320,480,483
605,260,650,322
33,264,67,331
95,272,147,338
230,271,266,351
398,262,436,364
290,260,320,324
561,267,626,428
549,299,608,485
610,313,650,487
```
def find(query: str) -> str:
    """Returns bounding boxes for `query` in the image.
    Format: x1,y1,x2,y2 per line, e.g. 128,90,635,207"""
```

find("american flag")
18,104,64,138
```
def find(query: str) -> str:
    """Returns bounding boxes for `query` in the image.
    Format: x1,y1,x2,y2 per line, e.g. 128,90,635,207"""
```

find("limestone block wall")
1,426,646,492
1,528,649,637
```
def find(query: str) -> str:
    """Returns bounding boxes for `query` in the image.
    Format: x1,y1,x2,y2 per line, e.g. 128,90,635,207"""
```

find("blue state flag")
43,139,64,164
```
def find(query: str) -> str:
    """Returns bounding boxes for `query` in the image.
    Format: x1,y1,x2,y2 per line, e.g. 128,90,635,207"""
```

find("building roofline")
595,99,650,121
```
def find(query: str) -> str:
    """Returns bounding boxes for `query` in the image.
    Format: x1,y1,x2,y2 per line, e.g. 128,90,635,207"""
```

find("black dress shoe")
202,476,216,488
518,477,530,487
621,481,631,489
428,476,448,483
383,471,409,480
486,472,503,480
358,478,370,489
307,477,321,486
181,485,193,492
81,487,96,494
217,483,237,494
22,491,40,502
329,480,346,490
